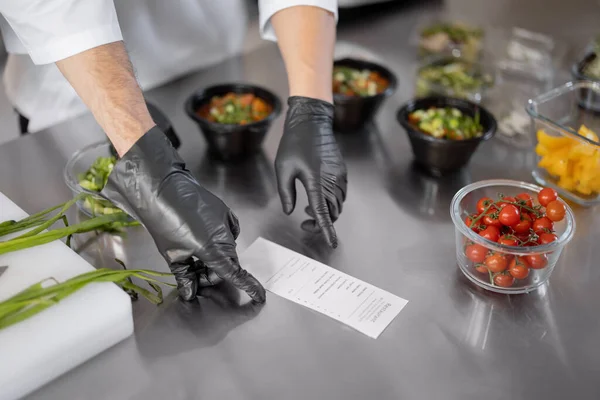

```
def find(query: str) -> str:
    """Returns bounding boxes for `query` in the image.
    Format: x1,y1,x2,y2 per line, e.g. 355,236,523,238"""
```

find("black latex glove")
275,96,348,248
101,127,266,303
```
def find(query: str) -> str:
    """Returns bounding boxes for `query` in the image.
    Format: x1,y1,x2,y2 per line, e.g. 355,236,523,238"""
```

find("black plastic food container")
185,83,282,161
571,53,600,113
397,96,497,175
333,58,397,132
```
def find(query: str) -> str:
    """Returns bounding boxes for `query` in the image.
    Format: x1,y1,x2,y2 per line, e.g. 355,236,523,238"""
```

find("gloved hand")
101,127,266,303
275,96,348,248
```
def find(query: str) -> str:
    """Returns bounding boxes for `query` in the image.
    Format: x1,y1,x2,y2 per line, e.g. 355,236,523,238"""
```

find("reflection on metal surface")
70,210,127,266
135,281,264,359
193,150,276,209
368,124,473,220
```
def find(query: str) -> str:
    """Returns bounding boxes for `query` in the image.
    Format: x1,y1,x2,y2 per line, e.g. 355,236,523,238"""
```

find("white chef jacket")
0,0,337,133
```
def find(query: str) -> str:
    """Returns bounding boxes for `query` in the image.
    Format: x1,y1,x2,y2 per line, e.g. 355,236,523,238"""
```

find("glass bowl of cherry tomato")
450,179,576,294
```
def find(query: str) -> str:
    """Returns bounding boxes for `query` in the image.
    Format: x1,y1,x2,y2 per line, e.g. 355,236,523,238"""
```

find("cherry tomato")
464,214,482,232
475,265,489,274
512,213,532,234
525,254,548,269
498,205,520,226
494,274,515,287
484,253,508,273
498,234,519,246
497,196,516,209
479,226,501,242
509,258,530,279
483,212,503,228
516,193,534,208
476,197,494,214
537,187,558,207
537,232,557,245
546,200,566,222
465,244,488,263
532,217,554,234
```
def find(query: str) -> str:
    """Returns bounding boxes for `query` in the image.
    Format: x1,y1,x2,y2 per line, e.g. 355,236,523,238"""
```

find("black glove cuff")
101,126,185,218
116,126,184,179
287,96,334,119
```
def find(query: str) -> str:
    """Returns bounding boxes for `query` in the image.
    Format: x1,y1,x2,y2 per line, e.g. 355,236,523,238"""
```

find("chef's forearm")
271,6,336,103
56,41,155,156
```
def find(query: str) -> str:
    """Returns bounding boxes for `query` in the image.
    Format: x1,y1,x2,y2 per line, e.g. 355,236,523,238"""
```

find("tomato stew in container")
332,58,397,132
185,83,282,161
450,179,575,294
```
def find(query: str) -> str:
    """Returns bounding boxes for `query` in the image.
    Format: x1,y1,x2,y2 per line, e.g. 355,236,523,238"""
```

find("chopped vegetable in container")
419,22,483,60
536,125,600,196
78,156,122,215
416,60,493,100
408,107,483,140
332,66,389,97
197,92,273,125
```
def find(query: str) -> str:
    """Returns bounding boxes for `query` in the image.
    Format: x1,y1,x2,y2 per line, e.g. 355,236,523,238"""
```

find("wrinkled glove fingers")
206,257,266,303
303,197,338,222
301,219,321,233
169,257,199,301
338,174,348,202
192,259,223,288
227,211,241,240
301,197,339,232
275,167,297,215
304,183,337,248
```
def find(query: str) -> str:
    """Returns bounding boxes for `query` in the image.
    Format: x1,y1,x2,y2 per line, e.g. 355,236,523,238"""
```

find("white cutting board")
0,192,133,400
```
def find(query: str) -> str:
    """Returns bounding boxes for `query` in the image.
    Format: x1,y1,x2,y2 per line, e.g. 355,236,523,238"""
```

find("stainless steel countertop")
1,1,600,399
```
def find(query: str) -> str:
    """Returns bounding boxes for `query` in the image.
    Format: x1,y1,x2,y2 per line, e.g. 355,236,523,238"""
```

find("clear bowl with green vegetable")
416,20,484,61
64,142,127,217
416,54,495,103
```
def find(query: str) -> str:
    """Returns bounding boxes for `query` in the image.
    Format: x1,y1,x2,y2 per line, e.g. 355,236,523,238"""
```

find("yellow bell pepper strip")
536,125,600,196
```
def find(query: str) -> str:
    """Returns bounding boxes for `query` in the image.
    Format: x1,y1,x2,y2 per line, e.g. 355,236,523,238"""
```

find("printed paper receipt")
240,238,408,339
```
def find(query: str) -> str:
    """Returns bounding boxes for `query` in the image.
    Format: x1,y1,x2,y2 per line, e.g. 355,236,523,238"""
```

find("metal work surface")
1,1,599,399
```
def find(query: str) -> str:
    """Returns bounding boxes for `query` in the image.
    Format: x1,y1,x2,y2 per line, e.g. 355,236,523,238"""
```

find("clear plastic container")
415,54,495,103
63,141,126,217
526,81,600,206
450,179,576,294
412,18,484,62
484,28,562,149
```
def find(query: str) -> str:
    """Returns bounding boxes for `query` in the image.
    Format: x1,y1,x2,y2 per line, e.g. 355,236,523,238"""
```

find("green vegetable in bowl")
78,156,122,215
419,22,484,60
79,156,116,191
416,61,493,100
421,22,483,44
408,107,483,140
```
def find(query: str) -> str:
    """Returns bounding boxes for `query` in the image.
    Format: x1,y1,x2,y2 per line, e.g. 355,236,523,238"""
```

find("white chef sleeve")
259,0,338,41
0,0,122,65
